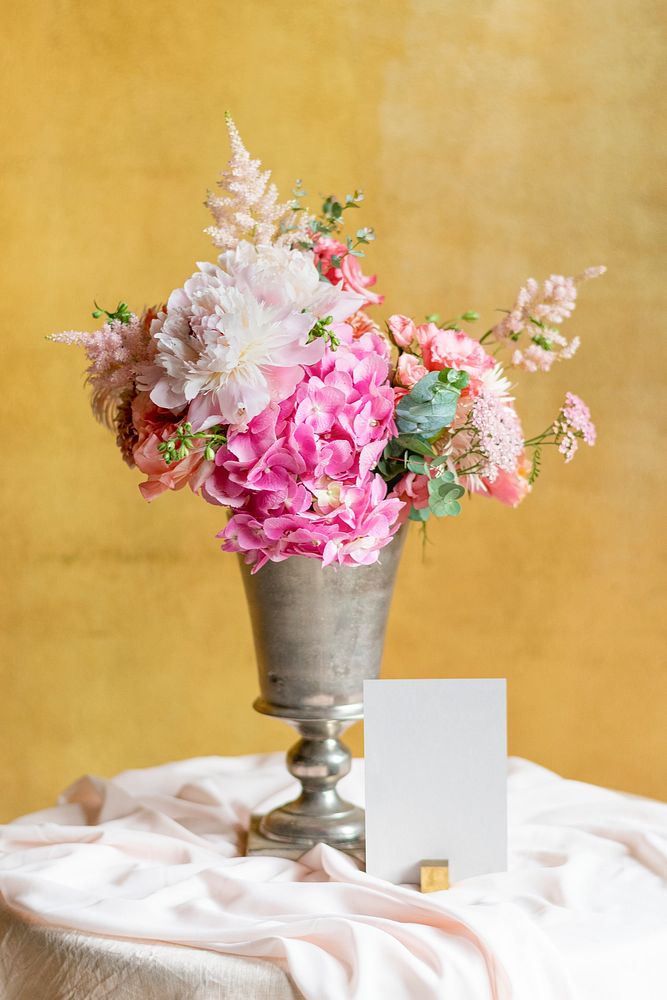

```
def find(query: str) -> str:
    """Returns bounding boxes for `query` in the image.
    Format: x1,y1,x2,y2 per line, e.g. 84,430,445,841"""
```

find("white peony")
139,243,364,428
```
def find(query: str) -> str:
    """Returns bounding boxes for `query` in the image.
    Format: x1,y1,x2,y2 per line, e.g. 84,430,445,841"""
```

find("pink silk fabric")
0,755,665,1000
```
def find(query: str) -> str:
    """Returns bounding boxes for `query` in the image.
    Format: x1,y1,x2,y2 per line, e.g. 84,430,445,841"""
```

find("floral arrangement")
52,115,603,571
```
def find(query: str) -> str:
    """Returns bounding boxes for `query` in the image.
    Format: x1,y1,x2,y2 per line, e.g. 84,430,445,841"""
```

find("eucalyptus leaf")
392,434,435,457
429,495,462,517
406,457,427,474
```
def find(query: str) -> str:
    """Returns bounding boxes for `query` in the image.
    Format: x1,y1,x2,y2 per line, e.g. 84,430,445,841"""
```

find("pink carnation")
416,325,496,383
313,236,384,307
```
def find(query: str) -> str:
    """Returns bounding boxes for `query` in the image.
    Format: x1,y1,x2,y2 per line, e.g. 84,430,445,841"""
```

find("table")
0,755,665,1000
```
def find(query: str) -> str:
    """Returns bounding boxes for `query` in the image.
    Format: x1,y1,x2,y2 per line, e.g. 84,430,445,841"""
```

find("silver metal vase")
240,525,407,860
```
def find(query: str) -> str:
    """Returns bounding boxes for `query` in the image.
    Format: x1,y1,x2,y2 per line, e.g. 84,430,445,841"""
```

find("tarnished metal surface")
240,527,407,718
240,527,407,852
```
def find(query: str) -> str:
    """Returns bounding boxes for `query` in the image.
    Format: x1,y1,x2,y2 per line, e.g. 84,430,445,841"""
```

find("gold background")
1,0,665,820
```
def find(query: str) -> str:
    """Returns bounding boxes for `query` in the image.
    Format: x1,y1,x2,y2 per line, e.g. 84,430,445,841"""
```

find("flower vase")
240,525,407,860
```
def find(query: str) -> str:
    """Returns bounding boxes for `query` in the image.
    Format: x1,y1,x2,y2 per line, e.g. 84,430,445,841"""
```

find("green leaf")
408,506,430,522
439,367,469,390
406,456,427,474
429,495,462,518
430,455,450,467
531,333,553,351
392,434,435,457
528,446,542,485
404,371,440,403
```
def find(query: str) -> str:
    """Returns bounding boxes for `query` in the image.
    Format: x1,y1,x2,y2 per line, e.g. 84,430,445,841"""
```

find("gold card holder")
420,859,450,892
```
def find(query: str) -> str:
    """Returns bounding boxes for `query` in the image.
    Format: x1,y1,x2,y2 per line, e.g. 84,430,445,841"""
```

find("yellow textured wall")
1,0,665,820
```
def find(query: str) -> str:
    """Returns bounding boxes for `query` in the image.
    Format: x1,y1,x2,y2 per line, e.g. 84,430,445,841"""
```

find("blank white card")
364,679,507,884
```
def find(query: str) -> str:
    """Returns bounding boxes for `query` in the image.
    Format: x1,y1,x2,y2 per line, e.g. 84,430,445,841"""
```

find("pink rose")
396,352,428,389
387,314,417,348
131,394,213,501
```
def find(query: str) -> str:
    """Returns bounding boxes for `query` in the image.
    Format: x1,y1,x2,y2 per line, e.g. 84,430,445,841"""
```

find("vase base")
245,815,365,866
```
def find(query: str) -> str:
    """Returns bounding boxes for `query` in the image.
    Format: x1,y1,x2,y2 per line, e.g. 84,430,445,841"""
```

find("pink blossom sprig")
524,392,596,481
480,267,605,372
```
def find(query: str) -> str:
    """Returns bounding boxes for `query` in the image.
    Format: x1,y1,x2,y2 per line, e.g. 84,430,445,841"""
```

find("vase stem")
257,717,364,849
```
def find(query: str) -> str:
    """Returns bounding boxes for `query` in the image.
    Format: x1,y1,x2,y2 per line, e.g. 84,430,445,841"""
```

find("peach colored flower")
131,393,213,501
475,453,531,507
347,309,382,340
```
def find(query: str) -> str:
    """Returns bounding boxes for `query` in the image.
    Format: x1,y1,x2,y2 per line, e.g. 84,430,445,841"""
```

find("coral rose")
313,236,384,307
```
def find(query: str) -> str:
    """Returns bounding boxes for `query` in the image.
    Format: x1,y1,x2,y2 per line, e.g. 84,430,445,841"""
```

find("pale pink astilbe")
553,392,596,463
50,314,156,427
492,266,605,372
205,115,311,251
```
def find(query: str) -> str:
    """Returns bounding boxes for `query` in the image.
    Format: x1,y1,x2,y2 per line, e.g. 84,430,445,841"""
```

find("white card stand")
364,679,507,885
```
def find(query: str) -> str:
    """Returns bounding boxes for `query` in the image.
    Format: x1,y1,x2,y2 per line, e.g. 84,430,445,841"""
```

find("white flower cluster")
138,242,364,428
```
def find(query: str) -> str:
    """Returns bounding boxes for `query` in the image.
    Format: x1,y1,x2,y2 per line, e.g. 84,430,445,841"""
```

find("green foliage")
426,310,479,328
427,470,465,517
307,314,339,350
531,332,553,351
528,446,542,484
92,300,132,324
311,191,365,237
376,374,466,520
158,422,226,465
395,368,468,437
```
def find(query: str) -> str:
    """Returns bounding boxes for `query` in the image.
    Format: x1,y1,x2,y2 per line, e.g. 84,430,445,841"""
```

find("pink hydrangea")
313,236,384,307
203,327,403,569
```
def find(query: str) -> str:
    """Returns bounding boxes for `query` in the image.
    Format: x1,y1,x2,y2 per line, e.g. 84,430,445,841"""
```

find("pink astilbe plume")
50,313,156,427
205,114,311,250
490,266,605,372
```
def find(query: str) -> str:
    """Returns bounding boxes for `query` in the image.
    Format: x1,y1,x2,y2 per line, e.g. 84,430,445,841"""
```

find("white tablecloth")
0,755,665,1000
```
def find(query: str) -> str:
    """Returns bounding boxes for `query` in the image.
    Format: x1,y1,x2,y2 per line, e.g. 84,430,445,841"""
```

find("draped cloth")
0,755,665,1000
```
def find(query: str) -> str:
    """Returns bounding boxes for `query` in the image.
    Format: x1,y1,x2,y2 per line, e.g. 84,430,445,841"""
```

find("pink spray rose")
387,314,417,349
